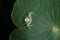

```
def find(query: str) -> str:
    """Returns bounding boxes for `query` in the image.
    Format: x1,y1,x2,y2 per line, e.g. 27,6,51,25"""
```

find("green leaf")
11,0,60,40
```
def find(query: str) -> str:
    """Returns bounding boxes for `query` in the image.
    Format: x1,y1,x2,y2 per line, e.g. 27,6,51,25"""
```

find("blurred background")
0,0,16,40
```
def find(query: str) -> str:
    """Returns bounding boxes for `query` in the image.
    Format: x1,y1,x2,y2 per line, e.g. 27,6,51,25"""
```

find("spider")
24,12,33,29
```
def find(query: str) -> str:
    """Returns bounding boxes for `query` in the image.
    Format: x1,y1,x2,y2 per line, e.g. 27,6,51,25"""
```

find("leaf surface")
10,0,60,40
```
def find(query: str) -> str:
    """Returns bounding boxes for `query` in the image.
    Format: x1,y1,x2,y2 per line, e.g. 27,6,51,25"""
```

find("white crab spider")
24,12,33,29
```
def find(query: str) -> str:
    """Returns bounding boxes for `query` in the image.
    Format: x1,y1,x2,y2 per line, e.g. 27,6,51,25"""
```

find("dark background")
0,0,16,40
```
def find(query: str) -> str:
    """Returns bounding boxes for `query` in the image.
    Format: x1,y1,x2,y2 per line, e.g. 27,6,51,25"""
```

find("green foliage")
9,0,60,40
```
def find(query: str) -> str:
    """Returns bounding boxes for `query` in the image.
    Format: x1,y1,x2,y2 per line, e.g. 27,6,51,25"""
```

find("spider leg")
27,24,31,29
